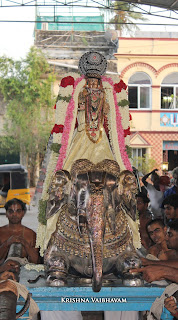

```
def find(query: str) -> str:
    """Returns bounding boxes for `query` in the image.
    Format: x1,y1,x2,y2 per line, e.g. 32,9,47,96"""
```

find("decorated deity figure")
53,51,132,174
63,66,113,171
37,52,142,292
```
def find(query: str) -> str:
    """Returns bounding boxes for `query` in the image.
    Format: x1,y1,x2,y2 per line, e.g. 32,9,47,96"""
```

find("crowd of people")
0,166,178,319
133,165,178,319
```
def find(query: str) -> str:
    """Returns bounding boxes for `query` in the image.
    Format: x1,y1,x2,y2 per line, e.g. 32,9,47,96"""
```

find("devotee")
0,198,40,264
146,219,175,260
130,219,178,283
164,166,178,198
0,260,19,281
162,194,178,223
142,169,170,218
136,192,153,249
0,271,16,281
164,295,178,319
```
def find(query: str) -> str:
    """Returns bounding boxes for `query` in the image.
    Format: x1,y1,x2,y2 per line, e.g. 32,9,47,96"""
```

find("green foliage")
50,143,61,153
109,1,147,34
125,145,132,159
0,136,19,155
119,99,129,107
57,94,71,102
132,154,158,175
38,199,47,225
0,47,56,182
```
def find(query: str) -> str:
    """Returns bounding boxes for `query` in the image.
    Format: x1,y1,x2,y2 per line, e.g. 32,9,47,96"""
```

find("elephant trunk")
87,192,105,292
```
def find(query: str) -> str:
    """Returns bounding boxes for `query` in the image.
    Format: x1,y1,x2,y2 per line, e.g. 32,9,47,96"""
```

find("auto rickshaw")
0,164,30,207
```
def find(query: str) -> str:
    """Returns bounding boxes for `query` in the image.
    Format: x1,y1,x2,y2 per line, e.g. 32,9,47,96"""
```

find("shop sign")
160,113,178,127
163,141,178,150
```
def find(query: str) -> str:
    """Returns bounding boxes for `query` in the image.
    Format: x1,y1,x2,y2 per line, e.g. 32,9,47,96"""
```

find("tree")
0,47,56,186
109,1,147,35
132,154,158,175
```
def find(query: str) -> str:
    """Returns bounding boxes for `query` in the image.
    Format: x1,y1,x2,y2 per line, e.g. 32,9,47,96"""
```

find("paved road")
0,203,39,232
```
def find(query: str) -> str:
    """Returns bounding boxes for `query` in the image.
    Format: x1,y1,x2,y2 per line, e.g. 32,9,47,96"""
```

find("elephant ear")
116,170,137,221
46,170,71,219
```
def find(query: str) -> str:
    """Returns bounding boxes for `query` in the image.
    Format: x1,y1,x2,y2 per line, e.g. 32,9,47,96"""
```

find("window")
131,148,147,172
161,72,178,109
128,72,151,109
132,148,146,159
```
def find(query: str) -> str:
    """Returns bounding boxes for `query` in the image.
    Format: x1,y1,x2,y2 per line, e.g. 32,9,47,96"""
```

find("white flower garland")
125,135,130,146
41,151,59,200
103,79,127,171
53,132,62,144
108,74,120,84
55,100,69,124
64,78,86,162
24,263,45,272
119,106,130,130
36,223,47,256
59,85,73,97
116,90,127,102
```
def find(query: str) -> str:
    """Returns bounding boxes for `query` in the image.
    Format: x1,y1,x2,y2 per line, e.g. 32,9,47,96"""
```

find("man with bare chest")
146,219,176,260
0,198,39,264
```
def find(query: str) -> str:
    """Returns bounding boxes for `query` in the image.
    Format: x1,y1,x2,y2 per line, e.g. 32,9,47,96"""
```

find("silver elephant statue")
45,159,142,292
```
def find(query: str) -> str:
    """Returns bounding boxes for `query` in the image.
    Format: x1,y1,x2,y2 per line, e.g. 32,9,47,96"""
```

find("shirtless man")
0,198,39,264
130,219,178,283
136,192,153,249
146,219,175,260
162,194,178,222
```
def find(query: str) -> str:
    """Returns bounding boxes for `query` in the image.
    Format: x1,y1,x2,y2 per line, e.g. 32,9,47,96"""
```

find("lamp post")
162,162,169,174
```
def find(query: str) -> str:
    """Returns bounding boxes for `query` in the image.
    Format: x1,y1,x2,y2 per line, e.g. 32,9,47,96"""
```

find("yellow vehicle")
0,164,30,207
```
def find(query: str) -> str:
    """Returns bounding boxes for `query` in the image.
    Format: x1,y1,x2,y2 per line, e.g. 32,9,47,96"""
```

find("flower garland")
54,75,131,172
102,76,132,171
119,105,129,130
41,75,132,205
25,263,45,272
36,223,47,256
55,76,85,171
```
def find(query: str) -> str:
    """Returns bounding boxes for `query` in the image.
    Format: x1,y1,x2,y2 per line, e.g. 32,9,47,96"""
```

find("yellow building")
116,36,178,172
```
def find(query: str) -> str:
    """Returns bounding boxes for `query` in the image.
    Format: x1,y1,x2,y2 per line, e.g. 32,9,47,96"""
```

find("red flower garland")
124,127,131,137
60,76,75,88
114,80,127,93
51,124,64,134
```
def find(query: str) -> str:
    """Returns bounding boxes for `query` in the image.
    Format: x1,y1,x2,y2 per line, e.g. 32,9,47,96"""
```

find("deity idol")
37,52,141,292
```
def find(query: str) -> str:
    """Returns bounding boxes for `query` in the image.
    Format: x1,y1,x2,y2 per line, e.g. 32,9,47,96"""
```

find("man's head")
146,219,166,245
172,167,178,188
162,194,178,220
5,198,27,225
151,172,160,189
136,192,150,214
166,219,178,251
159,175,170,192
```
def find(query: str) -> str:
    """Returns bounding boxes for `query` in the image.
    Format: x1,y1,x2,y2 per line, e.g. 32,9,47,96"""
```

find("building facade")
116,36,178,172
